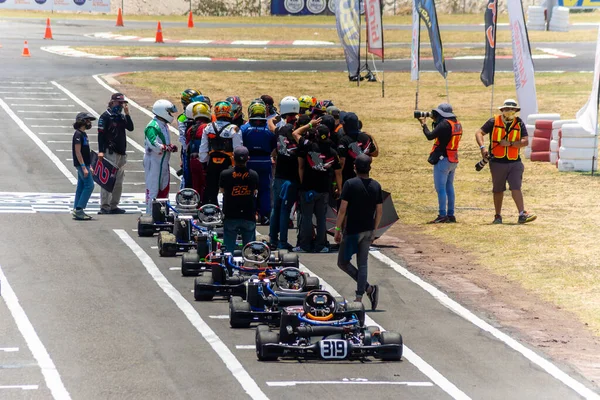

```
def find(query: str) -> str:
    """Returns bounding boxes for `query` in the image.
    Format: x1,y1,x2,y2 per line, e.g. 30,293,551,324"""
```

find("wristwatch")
479,145,485,149
509,141,514,147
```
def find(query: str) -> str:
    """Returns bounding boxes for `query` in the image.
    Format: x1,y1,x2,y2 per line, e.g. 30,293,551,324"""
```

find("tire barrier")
531,151,551,162
527,5,546,31
557,122,598,172
549,6,569,32
529,118,559,162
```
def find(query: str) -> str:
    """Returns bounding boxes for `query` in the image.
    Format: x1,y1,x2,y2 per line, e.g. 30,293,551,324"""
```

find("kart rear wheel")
194,275,215,301
158,231,177,257
345,301,365,327
137,215,155,237
380,331,403,361
305,276,320,291
282,253,299,268
196,239,209,259
229,297,252,328
152,201,164,223
182,251,201,276
256,330,280,361
256,324,270,333
364,326,381,346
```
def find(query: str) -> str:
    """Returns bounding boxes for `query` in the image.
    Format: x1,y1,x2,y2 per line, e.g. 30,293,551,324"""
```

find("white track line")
266,380,434,387
297,262,469,400
92,74,181,179
209,315,229,319
0,385,39,390
5,98,68,100
114,230,268,400
369,251,600,400
0,98,77,185
0,347,19,352
0,265,71,399
235,345,256,349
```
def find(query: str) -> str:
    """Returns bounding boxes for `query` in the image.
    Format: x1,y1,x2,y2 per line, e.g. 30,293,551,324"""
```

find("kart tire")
364,326,380,346
158,231,177,257
380,331,403,361
282,253,299,268
182,251,201,276
152,201,164,223
345,301,366,326
256,330,280,361
256,324,270,333
197,239,209,260
212,264,228,284
305,276,320,291
137,215,155,237
194,276,215,301
229,297,252,328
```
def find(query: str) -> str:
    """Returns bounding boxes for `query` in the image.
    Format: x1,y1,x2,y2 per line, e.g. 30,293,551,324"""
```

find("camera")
414,110,431,119
475,155,493,171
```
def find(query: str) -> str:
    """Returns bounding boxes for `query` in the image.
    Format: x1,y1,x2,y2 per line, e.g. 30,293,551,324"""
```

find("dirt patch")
375,223,600,387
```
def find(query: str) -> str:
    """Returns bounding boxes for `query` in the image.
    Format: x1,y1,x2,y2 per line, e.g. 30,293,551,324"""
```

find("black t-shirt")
72,130,91,167
341,177,383,235
298,139,341,193
219,166,259,222
274,124,300,183
98,109,134,155
480,117,528,164
338,132,377,183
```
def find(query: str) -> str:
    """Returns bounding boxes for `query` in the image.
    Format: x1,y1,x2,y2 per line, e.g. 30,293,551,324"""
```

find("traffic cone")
22,41,31,57
116,7,124,27
187,11,194,28
44,18,53,40
155,21,164,43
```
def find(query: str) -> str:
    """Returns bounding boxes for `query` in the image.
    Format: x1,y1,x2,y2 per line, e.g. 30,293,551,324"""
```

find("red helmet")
226,96,243,119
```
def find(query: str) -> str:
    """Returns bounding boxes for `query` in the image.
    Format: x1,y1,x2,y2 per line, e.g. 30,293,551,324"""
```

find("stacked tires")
527,5,546,31
550,120,578,165
549,6,569,32
525,113,561,160
557,123,599,172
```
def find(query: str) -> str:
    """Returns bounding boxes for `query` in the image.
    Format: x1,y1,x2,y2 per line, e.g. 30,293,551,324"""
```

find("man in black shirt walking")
97,93,134,214
334,154,382,310
219,146,259,252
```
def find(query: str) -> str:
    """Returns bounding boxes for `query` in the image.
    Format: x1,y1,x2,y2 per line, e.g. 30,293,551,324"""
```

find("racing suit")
240,121,276,221
186,120,207,199
144,117,171,212
177,113,195,189
199,120,242,206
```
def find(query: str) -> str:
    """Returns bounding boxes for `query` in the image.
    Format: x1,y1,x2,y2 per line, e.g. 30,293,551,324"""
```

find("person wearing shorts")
475,99,537,224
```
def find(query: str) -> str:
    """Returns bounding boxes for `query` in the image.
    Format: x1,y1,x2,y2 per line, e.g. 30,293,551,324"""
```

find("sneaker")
447,216,457,223
110,207,127,214
367,285,379,311
73,209,92,221
318,247,330,253
518,211,537,224
268,242,278,251
98,208,111,215
291,246,307,253
277,242,294,251
492,214,503,224
71,209,76,217
428,215,448,224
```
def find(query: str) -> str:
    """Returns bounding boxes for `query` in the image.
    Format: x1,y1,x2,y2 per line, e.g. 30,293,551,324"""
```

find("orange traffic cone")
22,41,31,57
155,21,164,43
187,11,194,28
44,18,53,40
116,7,124,27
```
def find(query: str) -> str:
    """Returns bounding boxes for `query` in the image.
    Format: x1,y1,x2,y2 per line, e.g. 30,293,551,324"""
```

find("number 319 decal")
319,339,348,359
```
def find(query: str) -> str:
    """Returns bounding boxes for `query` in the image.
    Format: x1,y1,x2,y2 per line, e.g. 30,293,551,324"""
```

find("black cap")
111,93,128,103
320,114,336,134
260,95,274,106
327,106,340,118
343,112,360,135
234,146,249,162
317,125,330,141
75,112,96,122
355,154,372,173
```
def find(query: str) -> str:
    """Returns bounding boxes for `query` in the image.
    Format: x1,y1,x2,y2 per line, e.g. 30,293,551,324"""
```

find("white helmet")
152,99,177,123
279,96,300,116
185,101,201,119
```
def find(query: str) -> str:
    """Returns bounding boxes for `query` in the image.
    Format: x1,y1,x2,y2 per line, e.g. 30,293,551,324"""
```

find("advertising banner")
335,0,361,78
480,0,498,87
507,0,538,123
558,0,600,8
415,0,447,78
0,0,109,12
410,0,420,81
271,0,335,15
576,26,600,134
364,0,383,59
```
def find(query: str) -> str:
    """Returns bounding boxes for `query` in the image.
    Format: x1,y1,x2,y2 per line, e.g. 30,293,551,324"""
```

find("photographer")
418,103,462,224
475,99,536,224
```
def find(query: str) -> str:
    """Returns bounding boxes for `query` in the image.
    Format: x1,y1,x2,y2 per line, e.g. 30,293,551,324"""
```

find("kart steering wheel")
197,204,224,226
275,267,306,291
303,290,337,319
175,188,201,208
242,241,271,264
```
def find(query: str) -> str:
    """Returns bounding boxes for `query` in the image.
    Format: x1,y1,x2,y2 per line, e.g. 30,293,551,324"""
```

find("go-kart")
229,267,321,328
137,189,201,237
255,290,403,362
193,241,303,301
158,204,223,257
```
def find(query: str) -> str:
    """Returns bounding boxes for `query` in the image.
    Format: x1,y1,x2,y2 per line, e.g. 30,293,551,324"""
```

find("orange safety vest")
430,119,463,163
491,115,521,160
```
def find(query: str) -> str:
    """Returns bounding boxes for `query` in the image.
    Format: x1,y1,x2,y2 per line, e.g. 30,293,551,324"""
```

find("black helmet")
181,88,201,108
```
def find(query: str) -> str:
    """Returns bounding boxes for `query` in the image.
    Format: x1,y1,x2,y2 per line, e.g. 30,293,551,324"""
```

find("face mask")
85,121,92,129
502,110,516,121
111,105,123,114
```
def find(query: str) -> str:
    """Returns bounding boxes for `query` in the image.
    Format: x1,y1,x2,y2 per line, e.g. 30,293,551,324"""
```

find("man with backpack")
337,112,378,185
185,101,212,200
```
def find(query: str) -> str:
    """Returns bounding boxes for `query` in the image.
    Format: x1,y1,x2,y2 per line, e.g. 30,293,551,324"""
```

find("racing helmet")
187,102,211,121
185,101,201,119
152,99,177,123
192,94,212,108
225,96,243,119
298,95,313,114
181,89,201,108
213,101,233,119
321,99,334,109
248,102,267,120
279,96,300,116
312,100,328,116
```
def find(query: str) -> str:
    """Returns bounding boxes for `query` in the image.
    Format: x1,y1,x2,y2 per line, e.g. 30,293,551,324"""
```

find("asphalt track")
0,16,599,400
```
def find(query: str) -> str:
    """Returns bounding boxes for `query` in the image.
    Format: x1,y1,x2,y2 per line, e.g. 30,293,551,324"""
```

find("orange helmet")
213,101,233,119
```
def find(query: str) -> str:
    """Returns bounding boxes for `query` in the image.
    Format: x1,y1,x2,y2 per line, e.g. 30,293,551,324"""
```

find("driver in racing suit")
177,89,201,189
144,99,178,213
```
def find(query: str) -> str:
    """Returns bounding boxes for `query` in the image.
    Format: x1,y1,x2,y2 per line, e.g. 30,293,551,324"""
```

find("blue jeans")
223,219,256,253
74,165,94,210
269,178,297,248
433,158,457,217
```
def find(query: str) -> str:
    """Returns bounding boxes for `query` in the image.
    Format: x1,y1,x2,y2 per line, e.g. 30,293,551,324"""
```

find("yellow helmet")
298,95,313,113
248,102,267,120
191,102,211,120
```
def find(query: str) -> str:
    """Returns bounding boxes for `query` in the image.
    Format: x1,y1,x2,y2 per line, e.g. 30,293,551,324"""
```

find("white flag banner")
576,26,600,135
507,0,538,123
410,0,420,81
